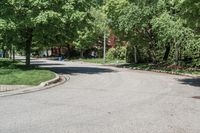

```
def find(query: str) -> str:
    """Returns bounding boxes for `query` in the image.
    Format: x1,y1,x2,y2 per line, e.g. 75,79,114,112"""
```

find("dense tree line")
104,0,200,67
0,0,199,67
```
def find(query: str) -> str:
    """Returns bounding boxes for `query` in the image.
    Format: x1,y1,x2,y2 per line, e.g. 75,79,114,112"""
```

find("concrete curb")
102,63,200,78
128,67,200,78
94,62,200,78
0,74,70,97
0,73,59,93
39,73,60,87
68,61,200,78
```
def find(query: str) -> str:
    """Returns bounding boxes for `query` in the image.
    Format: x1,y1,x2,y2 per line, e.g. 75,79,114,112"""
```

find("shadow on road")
47,67,116,75
28,59,116,75
32,63,64,66
178,78,200,87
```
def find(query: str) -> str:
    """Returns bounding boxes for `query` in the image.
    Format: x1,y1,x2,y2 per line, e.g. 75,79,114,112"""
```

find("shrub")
107,46,126,60
106,48,116,60
126,45,135,63
192,58,200,68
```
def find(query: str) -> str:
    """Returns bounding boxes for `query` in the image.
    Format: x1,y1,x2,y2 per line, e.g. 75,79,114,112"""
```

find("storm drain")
192,96,200,99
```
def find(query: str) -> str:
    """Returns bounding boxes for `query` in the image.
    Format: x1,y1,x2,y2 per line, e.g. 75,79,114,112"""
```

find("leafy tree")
1,0,199,68
73,28,96,58
179,0,200,32
0,0,93,65
105,0,159,63
151,12,195,64
0,17,16,58
105,0,199,66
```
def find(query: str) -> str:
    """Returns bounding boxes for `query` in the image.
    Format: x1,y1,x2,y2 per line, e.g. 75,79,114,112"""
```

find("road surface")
0,59,200,133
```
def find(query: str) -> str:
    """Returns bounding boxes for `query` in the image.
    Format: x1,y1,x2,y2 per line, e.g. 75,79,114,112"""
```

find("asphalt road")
0,59,200,133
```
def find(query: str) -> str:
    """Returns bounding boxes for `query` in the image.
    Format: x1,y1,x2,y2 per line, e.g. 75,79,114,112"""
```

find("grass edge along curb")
39,73,60,87
0,72,58,93
0,75,69,97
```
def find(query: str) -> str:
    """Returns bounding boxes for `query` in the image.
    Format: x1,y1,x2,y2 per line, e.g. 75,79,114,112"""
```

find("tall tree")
0,0,94,65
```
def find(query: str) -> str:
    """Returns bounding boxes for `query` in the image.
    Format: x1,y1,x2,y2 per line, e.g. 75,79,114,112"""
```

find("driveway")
0,58,200,133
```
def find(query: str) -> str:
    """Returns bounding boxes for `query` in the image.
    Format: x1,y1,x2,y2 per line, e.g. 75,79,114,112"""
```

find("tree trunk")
134,46,138,63
179,47,182,62
13,47,15,61
9,48,12,59
175,43,179,65
66,44,71,58
58,47,62,57
147,42,156,63
25,29,33,66
25,40,31,66
163,45,171,61
80,50,84,58
147,50,153,62
46,49,49,57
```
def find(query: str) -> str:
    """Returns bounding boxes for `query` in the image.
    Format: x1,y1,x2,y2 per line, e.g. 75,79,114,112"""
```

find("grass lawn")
75,58,126,64
0,59,55,85
118,63,200,76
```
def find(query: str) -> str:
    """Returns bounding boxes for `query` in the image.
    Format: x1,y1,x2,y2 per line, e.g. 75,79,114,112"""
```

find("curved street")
0,59,200,133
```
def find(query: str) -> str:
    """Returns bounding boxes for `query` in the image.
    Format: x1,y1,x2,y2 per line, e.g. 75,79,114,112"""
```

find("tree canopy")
104,0,200,66
0,0,199,67
0,0,94,65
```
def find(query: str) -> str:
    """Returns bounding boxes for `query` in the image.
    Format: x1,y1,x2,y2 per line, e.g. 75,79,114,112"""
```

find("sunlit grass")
0,58,55,85
76,58,126,64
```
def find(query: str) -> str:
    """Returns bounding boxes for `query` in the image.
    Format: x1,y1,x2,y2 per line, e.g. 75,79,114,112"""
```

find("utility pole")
103,32,106,64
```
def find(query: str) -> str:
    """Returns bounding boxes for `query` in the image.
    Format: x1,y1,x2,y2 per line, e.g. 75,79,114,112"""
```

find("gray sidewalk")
0,85,30,92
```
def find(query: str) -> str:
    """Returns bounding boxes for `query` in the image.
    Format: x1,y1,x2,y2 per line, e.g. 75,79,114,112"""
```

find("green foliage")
104,0,200,67
73,5,111,57
106,48,115,60
106,46,126,60
90,7,107,34
73,28,96,52
126,44,135,63
0,0,95,64
0,0,199,67
119,63,200,75
180,0,200,32
104,0,129,37
151,11,195,51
